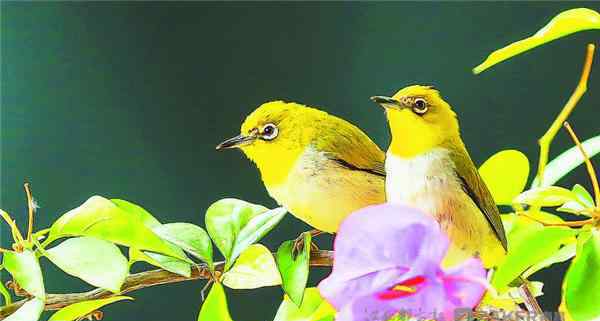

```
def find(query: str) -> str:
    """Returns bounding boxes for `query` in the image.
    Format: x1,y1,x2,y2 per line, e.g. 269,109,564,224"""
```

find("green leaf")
45,237,128,293
197,283,233,321
557,184,595,216
5,298,44,321
572,184,595,207
205,198,287,270
129,248,191,277
274,288,336,321
492,216,577,291
556,184,596,216
474,8,600,74
513,186,578,207
222,244,281,289
117,200,193,277
576,227,594,254
228,207,287,270
48,196,185,260
3,250,45,299
533,135,600,188
557,202,588,215
276,233,311,306
111,199,161,228
153,223,213,269
479,150,530,205
206,199,268,260
564,230,600,321
0,266,12,305
48,296,132,321
524,243,576,278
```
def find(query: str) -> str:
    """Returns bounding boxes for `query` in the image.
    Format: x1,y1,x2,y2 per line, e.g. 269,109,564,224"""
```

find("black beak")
370,96,401,107
216,134,256,150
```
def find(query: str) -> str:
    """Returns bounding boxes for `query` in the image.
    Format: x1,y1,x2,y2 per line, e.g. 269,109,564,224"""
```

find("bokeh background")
2,2,599,321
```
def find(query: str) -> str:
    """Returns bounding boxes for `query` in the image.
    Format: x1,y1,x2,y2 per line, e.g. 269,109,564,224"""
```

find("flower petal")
442,258,487,317
338,283,448,321
337,293,401,321
318,204,487,321
319,266,408,309
330,204,448,281
319,204,450,312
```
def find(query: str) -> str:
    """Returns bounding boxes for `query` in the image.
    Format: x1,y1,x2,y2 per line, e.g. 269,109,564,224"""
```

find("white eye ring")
261,123,279,140
413,98,428,114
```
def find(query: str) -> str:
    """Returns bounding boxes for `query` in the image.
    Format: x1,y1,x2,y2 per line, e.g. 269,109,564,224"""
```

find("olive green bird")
217,101,386,234
371,85,507,268
372,84,541,312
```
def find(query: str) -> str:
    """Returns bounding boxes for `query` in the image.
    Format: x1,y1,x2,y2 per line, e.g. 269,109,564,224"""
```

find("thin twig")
518,282,543,318
520,212,593,227
563,122,600,207
0,250,334,320
537,44,595,186
24,182,35,242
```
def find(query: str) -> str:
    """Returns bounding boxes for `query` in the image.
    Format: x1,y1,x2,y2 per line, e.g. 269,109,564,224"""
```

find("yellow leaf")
49,296,132,321
309,299,336,321
222,244,281,289
274,288,335,321
479,150,529,205
479,291,520,311
474,8,600,74
197,283,233,321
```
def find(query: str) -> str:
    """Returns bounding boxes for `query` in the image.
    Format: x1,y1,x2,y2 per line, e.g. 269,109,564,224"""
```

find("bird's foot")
292,229,322,257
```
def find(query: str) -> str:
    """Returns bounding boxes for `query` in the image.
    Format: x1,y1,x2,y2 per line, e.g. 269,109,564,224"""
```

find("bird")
371,85,544,314
216,100,386,234
370,85,507,269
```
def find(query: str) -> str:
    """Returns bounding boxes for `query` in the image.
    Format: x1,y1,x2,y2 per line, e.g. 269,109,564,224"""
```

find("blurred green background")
2,2,599,321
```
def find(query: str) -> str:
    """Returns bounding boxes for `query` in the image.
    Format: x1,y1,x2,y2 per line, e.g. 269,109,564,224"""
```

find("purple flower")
318,204,487,321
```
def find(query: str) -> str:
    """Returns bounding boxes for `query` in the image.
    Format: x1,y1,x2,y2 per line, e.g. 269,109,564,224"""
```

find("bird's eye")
412,98,428,115
261,123,278,141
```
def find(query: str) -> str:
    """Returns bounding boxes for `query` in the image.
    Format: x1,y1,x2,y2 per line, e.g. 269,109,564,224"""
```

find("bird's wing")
451,144,508,250
332,157,386,177
317,118,386,177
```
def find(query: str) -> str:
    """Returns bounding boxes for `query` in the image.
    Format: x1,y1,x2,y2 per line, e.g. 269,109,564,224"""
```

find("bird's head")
371,85,459,158
216,101,325,186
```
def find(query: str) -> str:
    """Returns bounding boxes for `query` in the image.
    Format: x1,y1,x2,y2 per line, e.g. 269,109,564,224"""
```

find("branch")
563,122,600,208
0,250,333,320
536,43,595,186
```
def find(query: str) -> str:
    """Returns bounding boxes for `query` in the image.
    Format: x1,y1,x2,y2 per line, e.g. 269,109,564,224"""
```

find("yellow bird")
216,101,386,233
371,85,507,269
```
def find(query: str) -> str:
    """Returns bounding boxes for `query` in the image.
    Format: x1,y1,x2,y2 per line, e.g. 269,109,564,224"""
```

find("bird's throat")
243,145,303,187
387,112,440,158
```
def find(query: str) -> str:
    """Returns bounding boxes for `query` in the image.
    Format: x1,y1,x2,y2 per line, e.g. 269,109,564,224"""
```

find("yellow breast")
266,147,385,233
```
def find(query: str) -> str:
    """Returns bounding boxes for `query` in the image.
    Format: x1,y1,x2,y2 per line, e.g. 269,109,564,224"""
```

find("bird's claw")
292,230,321,258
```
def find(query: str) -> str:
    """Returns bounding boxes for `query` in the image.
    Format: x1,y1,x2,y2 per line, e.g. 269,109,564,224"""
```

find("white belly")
385,148,459,214
385,148,500,267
